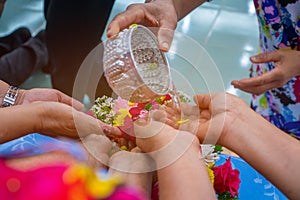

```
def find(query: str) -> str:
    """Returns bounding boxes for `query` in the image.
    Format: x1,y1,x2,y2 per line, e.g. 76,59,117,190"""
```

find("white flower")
201,144,221,165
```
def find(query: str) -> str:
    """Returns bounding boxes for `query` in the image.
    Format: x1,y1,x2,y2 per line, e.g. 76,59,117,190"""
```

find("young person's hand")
232,50,300,95
179,93,251,145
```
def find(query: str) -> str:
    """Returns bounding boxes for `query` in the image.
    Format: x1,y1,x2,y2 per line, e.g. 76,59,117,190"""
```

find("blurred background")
0,0,258,104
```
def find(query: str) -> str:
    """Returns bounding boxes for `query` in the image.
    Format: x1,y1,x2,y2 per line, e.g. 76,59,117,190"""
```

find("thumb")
157,26,176,52
250,51,280,63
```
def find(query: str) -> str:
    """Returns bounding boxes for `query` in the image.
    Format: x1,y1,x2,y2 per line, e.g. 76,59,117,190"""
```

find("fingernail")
250,56,258,61
135,118,150,127
103,127,111,135
161,42,169,52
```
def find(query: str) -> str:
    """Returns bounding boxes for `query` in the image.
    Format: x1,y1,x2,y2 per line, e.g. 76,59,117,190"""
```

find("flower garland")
91,94,241,199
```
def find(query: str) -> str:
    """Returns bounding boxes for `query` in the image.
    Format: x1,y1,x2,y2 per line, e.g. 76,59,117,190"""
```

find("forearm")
220,110,300,199
135,121,216,199
157,137,216,200
0,104,41,143
172,0,207,20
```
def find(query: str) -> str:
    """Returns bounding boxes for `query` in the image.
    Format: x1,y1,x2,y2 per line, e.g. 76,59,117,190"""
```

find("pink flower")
129,103,148,120
213,158,240,197
113,97,131,112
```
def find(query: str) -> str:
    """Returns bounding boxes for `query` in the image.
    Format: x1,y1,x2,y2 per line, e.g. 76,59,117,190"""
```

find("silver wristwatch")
1,86,19,107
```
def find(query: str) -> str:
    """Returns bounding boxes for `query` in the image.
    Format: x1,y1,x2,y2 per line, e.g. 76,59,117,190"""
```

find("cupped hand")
36,102,121,139
178,93,249,144
17,88,83,110
231,50,300,95
107,0,178,52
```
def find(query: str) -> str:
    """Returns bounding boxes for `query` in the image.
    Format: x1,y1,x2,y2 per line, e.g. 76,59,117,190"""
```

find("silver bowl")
103,25,171,103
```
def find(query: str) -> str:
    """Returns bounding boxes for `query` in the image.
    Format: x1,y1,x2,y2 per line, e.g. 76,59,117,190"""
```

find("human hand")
107,0,178,52
35,102,121,139
17,88,83,110
82,134,113,169
231,50,300,95
134,118,199,154
178,93,251,145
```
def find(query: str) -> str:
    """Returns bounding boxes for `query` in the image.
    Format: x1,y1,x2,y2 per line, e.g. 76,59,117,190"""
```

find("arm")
134,121,216,200
221,105,300,200
172,0,207,20
188,93,300,199
0,102,121,143
0,80,83,110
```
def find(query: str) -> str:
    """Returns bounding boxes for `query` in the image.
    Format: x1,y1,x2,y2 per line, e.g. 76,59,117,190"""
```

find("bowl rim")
127,24,172,96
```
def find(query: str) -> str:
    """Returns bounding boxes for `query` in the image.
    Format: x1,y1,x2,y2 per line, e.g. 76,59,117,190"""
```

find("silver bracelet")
1,86,19,107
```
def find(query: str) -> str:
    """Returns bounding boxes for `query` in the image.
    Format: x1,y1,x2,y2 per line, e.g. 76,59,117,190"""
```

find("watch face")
2,101,12,107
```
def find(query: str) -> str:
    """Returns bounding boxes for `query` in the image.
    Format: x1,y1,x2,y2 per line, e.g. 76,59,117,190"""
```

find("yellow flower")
87,176,122,198
63,164,123,198
177,119,189,125
113,109,131,126
207,167,215,185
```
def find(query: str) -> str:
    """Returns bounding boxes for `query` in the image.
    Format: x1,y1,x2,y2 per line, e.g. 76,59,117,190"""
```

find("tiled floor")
0,0,259,104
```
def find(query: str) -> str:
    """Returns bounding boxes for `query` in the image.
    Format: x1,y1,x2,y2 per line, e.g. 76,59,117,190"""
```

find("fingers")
56,90,84,110
231,70,280,86
180,102,200,116
233,80,283,95
231,68,284,95
193,94,214,110
157,25,175,52
107,4,158,38
100,122,122,137
250,51,281,63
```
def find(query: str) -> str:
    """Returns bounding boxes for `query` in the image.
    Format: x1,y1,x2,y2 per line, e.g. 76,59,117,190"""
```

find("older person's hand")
35,101,121,139
107,0,178,52
16,88,83,110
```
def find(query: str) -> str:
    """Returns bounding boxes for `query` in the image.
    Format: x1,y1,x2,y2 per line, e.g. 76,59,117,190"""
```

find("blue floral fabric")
252,0,300,139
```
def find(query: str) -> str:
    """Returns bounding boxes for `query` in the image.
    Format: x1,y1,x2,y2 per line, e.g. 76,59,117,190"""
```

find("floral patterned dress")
251,0,300,139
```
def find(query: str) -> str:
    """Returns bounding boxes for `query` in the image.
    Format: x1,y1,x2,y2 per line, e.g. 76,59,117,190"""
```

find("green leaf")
144,103,153,111
213,145,223,153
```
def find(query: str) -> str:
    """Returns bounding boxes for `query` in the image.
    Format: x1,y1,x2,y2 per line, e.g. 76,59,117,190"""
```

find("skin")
179,93,300,199
0,101,121,143
0,80,121,143
107,0,205,51
107,2,300,94
231,50,300,95
0,80,83,109
134,120,216,200
108,147,154,198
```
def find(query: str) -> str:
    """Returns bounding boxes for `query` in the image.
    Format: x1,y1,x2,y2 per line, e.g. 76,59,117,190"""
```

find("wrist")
15,89,25,105
218,108,262,150
31,102,48,133
0,82,9,104
148,131,200,169
1,85,20,107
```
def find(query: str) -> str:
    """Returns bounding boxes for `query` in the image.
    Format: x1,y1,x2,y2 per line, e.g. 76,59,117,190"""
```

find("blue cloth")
216,154,287,200
0,133,86,161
